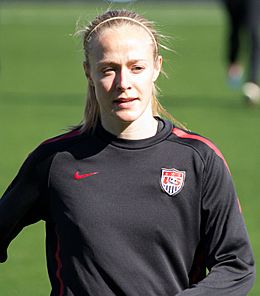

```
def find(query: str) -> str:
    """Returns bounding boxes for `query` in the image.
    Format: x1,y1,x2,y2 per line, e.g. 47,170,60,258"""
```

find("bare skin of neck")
101,115,158,140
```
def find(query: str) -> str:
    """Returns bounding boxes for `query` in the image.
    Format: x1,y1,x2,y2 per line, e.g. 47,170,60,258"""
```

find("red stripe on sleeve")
172,127,230,174
173,128,243,212
41,129,81,145
55,228,64,296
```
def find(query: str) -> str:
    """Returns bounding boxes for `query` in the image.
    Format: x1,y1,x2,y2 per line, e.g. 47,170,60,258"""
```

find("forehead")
89,25,155,62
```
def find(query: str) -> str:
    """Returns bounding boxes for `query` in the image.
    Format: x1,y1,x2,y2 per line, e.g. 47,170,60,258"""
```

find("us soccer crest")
160,168,186,197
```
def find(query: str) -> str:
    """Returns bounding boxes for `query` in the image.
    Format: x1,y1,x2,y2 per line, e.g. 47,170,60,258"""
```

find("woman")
0,9,255,296
222,0,260,104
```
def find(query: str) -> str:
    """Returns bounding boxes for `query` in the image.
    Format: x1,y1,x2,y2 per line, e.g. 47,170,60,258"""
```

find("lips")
114,97,138,103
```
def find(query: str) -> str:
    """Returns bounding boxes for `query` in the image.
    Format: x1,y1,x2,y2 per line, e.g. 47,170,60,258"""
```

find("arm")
177,152,255,296
0,148,52,262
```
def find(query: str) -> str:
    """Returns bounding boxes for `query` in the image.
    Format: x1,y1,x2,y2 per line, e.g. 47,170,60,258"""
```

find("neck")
101,116,159,140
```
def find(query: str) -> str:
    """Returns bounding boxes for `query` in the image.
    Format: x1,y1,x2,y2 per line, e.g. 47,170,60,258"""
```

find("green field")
0,1,259,295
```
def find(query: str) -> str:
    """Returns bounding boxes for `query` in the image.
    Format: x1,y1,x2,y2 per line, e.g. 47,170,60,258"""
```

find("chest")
48,145,203,246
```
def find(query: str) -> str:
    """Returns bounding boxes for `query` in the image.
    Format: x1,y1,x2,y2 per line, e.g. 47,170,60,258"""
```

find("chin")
116,112,144,123
113,110,141,123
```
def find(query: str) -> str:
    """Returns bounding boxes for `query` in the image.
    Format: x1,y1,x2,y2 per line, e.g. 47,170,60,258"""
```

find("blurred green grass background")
0,1,259,295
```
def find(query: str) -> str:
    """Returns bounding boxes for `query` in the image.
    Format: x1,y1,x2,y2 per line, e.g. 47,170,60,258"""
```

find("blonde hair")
75,9,184,133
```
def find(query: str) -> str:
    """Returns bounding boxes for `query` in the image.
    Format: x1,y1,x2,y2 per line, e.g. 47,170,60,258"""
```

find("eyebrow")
97,59,148,67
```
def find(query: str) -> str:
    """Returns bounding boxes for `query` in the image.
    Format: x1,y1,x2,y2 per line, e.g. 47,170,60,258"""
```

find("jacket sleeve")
177,151,256,296
0,148,52,263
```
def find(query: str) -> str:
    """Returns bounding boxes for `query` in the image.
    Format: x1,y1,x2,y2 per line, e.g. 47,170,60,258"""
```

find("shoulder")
34,128,84,155
23,128,86,169
168,126,230,173
40,127,83,146
2,129,85,196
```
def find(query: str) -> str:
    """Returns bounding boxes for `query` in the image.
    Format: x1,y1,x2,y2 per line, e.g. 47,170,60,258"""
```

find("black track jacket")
0,118,255,295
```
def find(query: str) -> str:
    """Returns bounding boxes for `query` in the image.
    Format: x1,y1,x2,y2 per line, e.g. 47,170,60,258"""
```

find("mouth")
113,97,138,104
113,97,139,109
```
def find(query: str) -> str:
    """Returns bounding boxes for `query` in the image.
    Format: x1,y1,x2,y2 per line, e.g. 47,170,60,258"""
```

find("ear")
83,61,94,86
152,55,163,82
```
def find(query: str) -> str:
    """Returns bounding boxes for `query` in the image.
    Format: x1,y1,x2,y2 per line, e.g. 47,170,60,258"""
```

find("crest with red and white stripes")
161,168,186,196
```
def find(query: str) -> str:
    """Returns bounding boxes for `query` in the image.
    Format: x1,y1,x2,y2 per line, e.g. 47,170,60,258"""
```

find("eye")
131,65,144,73
102,67,115,75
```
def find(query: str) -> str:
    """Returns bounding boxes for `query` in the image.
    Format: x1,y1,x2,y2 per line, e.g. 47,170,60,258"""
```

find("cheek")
138,73,155,92
144,67,156,82
96,76,115,93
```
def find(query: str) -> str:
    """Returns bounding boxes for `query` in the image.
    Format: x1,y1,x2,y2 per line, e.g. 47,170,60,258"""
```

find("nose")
116,68,131,91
